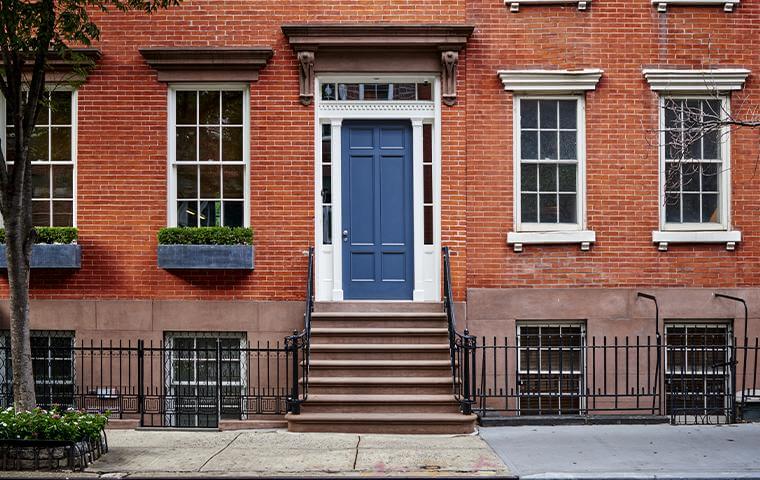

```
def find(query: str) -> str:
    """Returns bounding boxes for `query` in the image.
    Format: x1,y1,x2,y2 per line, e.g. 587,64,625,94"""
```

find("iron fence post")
137,339,144,428
217,341,223,425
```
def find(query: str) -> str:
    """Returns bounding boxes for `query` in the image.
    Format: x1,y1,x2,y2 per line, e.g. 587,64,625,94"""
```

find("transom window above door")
169,86,249,228
320,82,432,101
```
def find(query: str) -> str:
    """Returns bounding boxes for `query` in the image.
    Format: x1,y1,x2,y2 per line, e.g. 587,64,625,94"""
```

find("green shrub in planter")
0,227,78,245
158,227,253,245
0,407,108,442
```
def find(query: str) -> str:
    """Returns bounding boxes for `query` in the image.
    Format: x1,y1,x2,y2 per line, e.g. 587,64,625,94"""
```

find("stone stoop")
285,303,477,434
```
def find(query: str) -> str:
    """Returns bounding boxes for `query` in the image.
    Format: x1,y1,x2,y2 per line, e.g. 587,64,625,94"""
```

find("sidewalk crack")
352,435,361,470
198,432,242,472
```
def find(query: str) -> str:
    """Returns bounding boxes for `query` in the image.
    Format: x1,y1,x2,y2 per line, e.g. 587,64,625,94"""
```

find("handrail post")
637,293,662,416
137,339,144,428
288,331,301,414
216,341,223,425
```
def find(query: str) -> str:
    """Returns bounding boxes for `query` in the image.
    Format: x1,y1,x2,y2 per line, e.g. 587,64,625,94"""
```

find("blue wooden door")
342,121,414,300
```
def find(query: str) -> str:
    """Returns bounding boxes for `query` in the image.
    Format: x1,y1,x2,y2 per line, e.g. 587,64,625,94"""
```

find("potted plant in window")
157,226,254,270
0,227,81,269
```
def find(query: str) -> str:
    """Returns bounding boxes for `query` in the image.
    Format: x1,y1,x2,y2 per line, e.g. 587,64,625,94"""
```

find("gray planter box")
0,244,81,269
158,244,254,270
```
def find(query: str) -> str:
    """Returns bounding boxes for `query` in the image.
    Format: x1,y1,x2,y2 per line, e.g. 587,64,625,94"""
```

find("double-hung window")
499,69,601,252
169,86,249,228
2,90,76,227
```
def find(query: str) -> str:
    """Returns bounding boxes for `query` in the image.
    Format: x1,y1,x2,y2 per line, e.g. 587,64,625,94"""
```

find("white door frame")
313,74,442,302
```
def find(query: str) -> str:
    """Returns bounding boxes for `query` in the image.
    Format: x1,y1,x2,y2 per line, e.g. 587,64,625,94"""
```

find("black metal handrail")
286,246,314,414
442,246,475,415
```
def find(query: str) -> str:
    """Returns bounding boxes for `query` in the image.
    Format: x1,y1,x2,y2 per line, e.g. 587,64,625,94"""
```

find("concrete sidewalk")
75,429,511,477
480,423,760,479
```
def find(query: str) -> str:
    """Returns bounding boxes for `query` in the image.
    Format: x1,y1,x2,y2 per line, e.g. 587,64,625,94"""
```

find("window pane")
539,131,557,160
200,166,221,198
559,100,576,129
702,194,719,223
30,127,48,161
423,124,432,163
32,200,49,226
558,164,576,192
665,130,680,160
322,206,332,244
559,131,576,160
221,127,243,161
321,83,336,101
539,194,558,223
223,201,244,227
223,166,245,199
52,201,73,227
50,92,72,125
521,100,538,129
682,194,700,223
521,131,538,160
664,99,680,129
521,194,537,223
665,197,680,223
199,127,220,161
177,166,198,198
702,129,719,159
423,165,432,204
199,91,220,124
539,100,557,129
702,163,718,192
32,165,50,198
176,91,197,124
687,137,701,160
52,165,73,198
559,194,577,223
200,201,221,226
51,127,71,161
222,91,243,125
177,201,198,227
521,163,537,192
176,127,197,161
424,205,433,245
35,94,50,125
665,162,680,193
538,164,557,192
321,165,332,204
417,82,432,101
682,165,700,192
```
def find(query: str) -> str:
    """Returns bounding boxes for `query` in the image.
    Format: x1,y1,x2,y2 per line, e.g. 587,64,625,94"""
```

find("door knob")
342,230,348,242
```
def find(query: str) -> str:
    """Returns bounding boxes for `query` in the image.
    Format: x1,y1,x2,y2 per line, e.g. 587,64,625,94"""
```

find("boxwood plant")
0,227,78,245
158,227,253,245
0,407,108,443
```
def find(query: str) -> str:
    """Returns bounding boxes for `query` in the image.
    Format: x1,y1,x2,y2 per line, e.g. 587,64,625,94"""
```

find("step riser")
300,403,461,414
311,335,449,344
308,367,451,377
312,319,447,328
287,421,475,435
310,351,450,361
307,384,452,395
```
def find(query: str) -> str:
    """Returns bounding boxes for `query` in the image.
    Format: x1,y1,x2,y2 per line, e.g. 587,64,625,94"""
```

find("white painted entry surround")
314,75,442,302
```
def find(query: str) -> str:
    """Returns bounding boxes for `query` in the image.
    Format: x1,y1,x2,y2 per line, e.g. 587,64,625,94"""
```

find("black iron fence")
0,338,293,428
472,332,760,424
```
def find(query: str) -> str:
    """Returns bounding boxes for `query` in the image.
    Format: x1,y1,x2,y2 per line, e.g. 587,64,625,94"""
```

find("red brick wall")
3,0,757,303
465,1,760,290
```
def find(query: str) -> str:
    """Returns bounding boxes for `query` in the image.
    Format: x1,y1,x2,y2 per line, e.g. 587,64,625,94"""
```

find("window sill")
157,244,255,270
507,230,596,252
506,0,591,13
651,230,741,251
651,0,739,13
0,244,81,269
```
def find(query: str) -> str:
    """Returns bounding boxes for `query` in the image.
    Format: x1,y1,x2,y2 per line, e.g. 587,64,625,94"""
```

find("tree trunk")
5,220,36,411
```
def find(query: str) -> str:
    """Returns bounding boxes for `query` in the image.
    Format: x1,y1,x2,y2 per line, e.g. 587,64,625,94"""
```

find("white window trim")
498,69,603,94
506,0,591,12
651,0,739,12
654,94,738,251
166,83,251,228
509,95,593,252
643,69,750,93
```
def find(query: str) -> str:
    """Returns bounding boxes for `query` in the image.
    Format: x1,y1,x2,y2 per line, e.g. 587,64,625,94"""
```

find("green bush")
158,227,253,245
0,407,108,442
0,227,78,245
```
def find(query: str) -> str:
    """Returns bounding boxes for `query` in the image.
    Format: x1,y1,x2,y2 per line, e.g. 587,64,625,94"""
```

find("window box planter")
157,244,254,270
0,244,82,269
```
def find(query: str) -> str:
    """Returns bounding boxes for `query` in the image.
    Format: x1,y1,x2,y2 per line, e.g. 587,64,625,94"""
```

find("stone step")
311,312,448,329
307,359,451,377
310,327,449,344
286,412,477,434
305,376,453,395
309,343,450,360
299,394,461,414
314,302,443,313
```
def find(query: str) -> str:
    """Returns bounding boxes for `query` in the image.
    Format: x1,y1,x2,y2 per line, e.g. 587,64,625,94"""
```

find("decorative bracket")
297,51,315,106
441,51,459,106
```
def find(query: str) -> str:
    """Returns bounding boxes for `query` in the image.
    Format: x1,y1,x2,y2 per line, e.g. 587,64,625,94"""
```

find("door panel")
342,121,414,300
